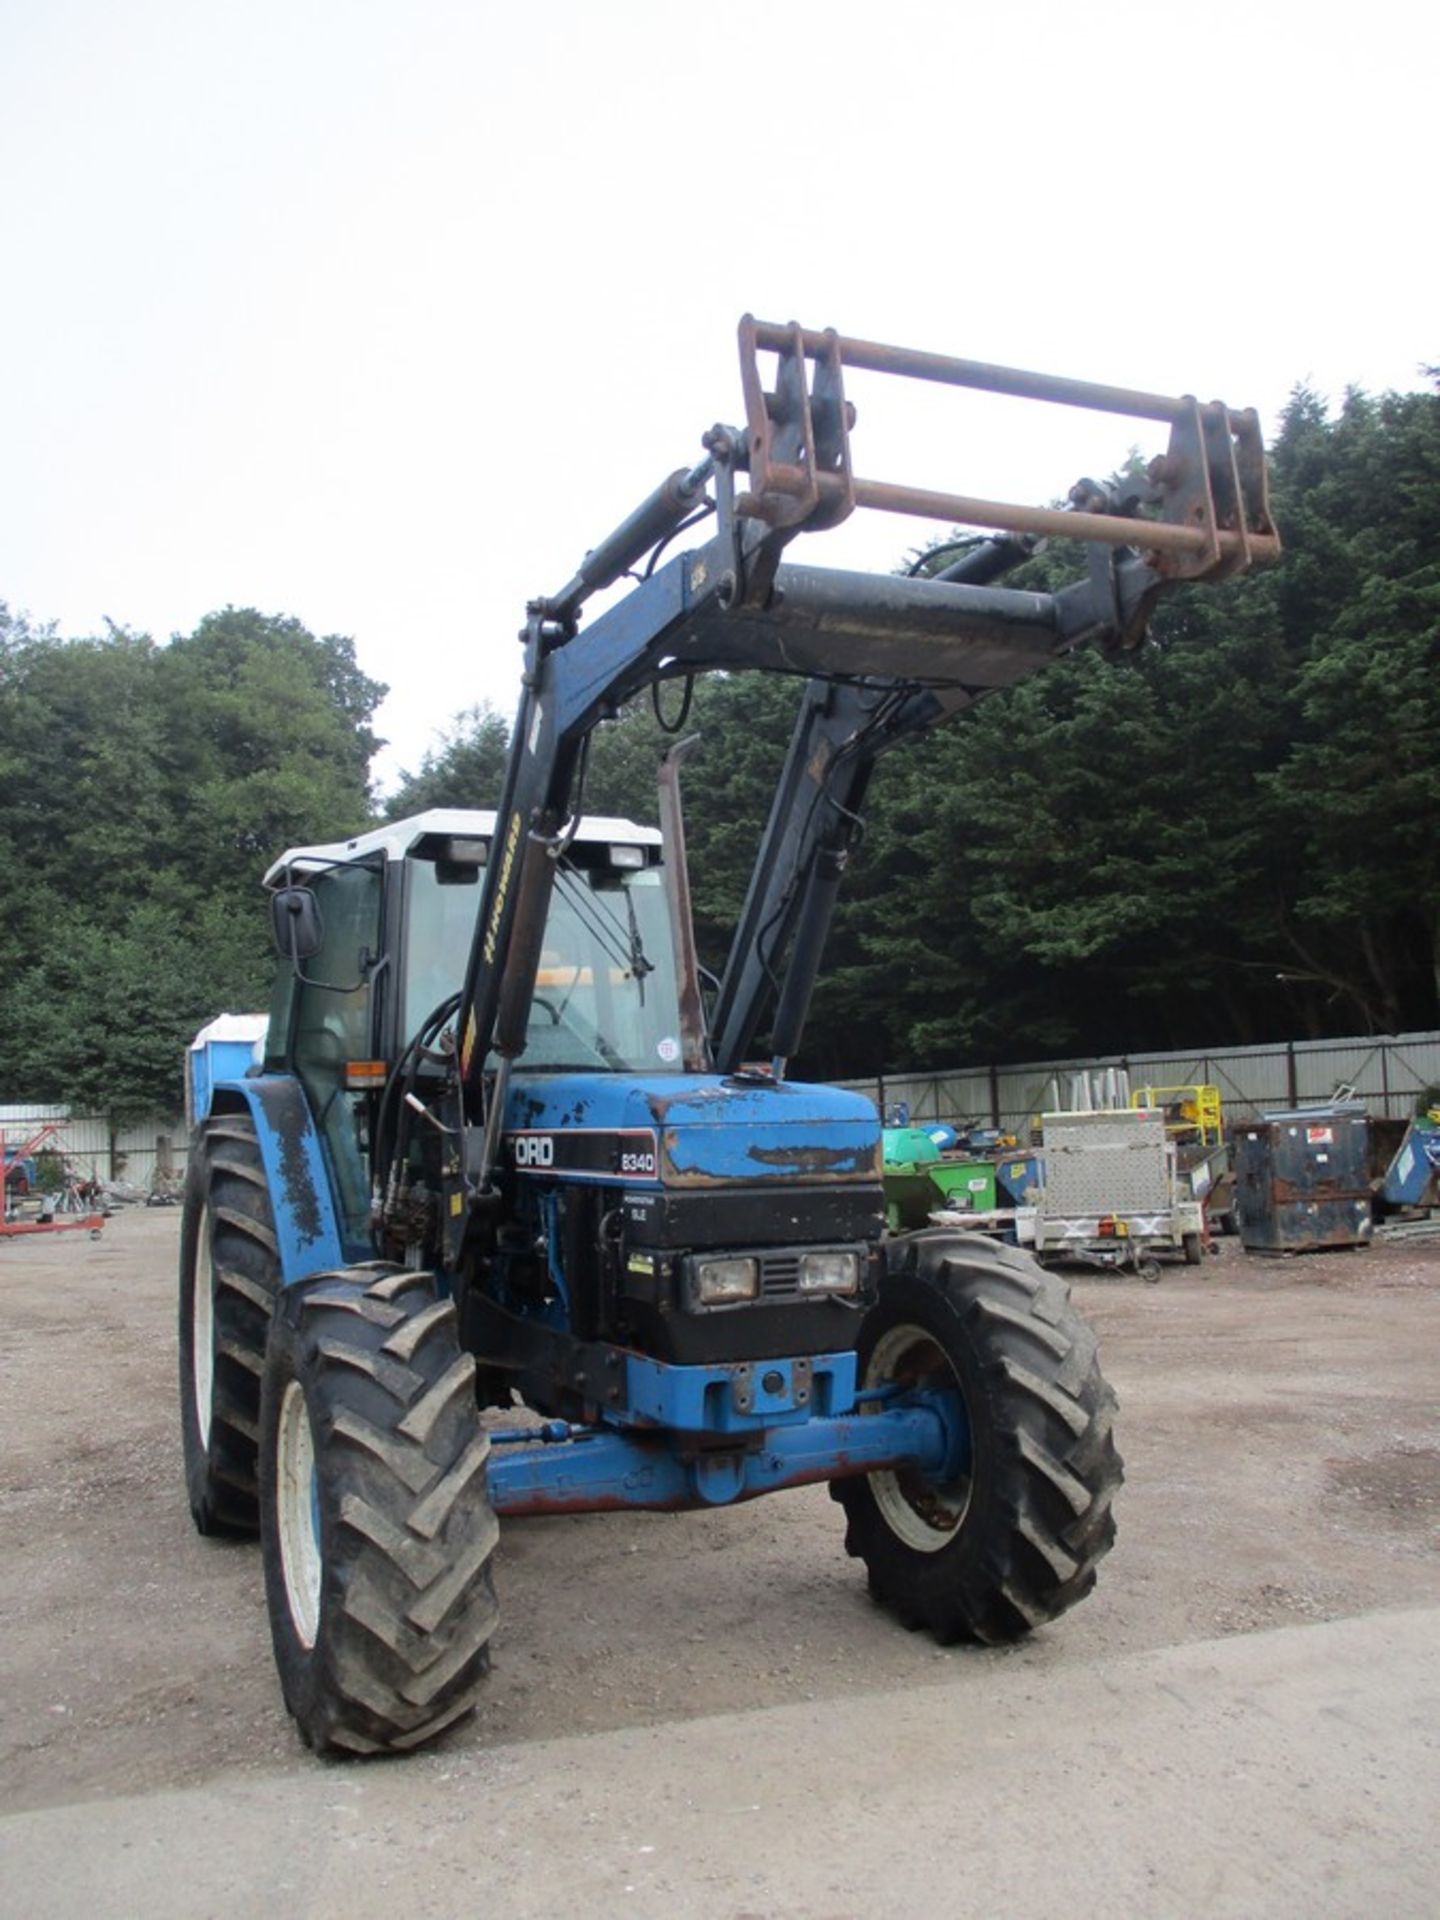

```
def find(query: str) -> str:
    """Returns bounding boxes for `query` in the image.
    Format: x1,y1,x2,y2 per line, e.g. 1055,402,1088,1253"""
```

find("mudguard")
204,1074,349,1284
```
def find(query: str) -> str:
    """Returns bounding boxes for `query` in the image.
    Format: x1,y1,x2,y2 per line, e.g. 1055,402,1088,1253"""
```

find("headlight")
797,1250,861,1296
693,1256,759,1305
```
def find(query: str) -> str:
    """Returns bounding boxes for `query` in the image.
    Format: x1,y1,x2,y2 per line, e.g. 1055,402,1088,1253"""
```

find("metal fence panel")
839,1031,1440,1130
0,1109,185,1188
0,1104,69,1126
1188,1047,1294,1118
1377,1035,1440,1108
1293,1038,1385,1105
998,1064,1070,1132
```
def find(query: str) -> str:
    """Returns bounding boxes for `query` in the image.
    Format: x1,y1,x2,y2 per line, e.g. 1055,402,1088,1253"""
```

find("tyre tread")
179,1115,280,1534
396,1353,478,1445
213,1202,280,1257
382,1298,459,1361
259,1265,498,1755
834,1233,1122,1645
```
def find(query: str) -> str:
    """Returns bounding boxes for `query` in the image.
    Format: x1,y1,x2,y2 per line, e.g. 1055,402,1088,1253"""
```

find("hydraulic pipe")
543,457,713,622
932,533,1040,586
657,736,710,1073
769,846,847,1077
473,1055,512,1196
491,834,560,1059
762,562,1063,652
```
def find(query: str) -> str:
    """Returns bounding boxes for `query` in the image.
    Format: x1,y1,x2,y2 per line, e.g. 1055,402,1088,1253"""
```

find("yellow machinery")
1131,1084,1223,1147
1132,1084,1232,1233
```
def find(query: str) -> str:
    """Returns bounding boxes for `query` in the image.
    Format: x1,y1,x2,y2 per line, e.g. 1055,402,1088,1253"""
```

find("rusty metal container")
1233,1105,1372,1253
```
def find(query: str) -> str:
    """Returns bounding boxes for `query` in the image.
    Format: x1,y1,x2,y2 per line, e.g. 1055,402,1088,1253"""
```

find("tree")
384,703,512,817
797,371,1440,1069
160,608,384,889
0,606,386,1118
5,899,259,1125
1256,383,1440,1031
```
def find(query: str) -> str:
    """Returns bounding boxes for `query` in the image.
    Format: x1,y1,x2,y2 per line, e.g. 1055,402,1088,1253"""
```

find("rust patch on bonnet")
746,1141,877,1175
660,1126,879,1186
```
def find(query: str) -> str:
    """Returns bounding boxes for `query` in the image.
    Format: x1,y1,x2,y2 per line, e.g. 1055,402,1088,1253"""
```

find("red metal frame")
1,1124,105,1240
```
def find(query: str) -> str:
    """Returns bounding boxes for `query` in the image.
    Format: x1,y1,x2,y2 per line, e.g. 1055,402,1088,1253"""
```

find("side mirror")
270,885,324,965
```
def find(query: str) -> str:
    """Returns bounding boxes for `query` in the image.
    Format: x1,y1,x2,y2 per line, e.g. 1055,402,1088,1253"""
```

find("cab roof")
263,808,661,886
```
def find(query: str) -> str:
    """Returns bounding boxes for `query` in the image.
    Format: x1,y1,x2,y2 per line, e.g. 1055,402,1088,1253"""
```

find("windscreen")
404,849,685,1074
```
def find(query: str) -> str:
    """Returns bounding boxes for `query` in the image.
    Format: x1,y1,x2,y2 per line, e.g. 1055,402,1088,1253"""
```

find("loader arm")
454,318,1277,1194
705,531,1113,1075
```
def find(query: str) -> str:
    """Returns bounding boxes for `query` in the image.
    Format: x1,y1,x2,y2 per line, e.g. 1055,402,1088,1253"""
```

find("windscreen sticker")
656,1036,680,1064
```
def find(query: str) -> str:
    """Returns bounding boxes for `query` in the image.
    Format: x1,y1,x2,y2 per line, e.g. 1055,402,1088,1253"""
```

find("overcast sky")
2,0,1433,791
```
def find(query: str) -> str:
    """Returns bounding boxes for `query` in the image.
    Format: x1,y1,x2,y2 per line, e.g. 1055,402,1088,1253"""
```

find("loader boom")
456,317,1276,1160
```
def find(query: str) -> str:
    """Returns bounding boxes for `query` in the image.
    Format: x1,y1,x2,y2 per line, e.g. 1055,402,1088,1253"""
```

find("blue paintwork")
188,1037,261,1130
1382,1115,1440,1207
211,1076,349,1284
995,1153,1041,1207
506,1070,880,1187
548,558,691,738
486,1398,958,1516
538,1191,573,1321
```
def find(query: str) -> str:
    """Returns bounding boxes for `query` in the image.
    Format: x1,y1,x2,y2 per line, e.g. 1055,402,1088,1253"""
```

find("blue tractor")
179,317,1277,1753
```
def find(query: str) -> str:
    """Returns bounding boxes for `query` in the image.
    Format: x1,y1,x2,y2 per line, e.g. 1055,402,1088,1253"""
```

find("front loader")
179,317,1277,1753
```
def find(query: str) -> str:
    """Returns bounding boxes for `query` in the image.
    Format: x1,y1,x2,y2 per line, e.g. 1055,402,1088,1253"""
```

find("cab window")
288,860,382,1244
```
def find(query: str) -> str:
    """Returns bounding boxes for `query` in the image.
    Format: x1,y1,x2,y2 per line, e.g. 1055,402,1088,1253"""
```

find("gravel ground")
1,1208,1437,1816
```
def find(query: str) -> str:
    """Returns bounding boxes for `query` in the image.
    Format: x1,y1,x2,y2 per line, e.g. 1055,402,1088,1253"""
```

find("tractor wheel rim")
865,1321,971,1553
276,1379,322,1649
192,1212,215,1447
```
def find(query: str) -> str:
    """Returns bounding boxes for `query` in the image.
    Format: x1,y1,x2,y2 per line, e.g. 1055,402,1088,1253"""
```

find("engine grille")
759,1251,805,1299
745,1247,866,1301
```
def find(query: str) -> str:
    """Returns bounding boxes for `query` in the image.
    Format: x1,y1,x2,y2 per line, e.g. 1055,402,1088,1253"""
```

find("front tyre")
832,1234,1122,1644
178,1115,280,1535
258,1264,499,1754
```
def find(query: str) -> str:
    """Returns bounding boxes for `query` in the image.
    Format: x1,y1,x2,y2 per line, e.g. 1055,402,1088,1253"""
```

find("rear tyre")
259,1264,499,1754
1182,1231,1203,1266
832,1234,1122,1644
178,1115,280,1535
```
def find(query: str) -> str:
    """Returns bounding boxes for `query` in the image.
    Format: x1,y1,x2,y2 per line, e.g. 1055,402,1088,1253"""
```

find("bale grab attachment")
731,315,1279,583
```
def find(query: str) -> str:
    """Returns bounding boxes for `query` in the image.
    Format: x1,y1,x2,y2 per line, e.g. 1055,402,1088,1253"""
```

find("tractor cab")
261,806,885,1376
260,808,681,1244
